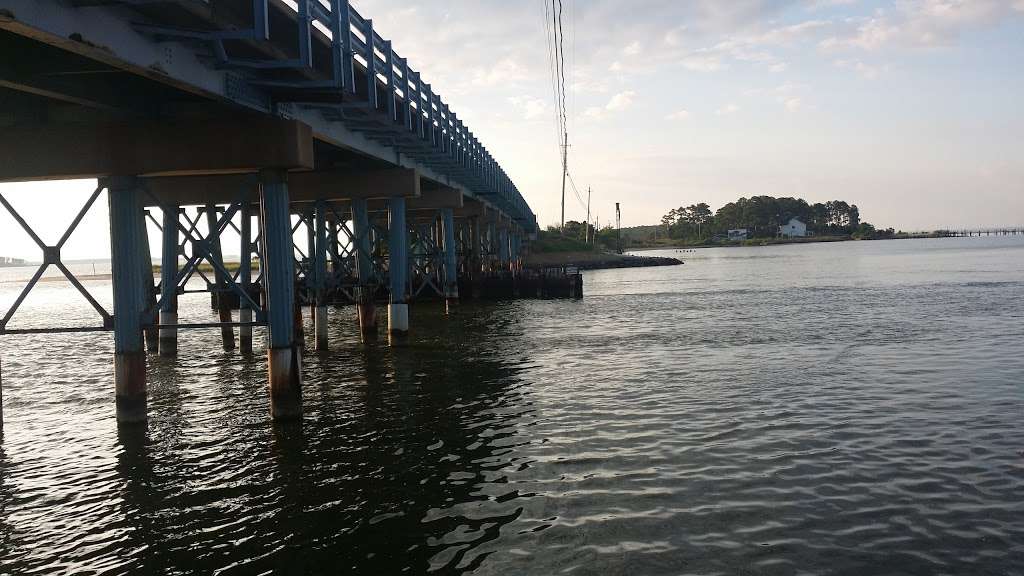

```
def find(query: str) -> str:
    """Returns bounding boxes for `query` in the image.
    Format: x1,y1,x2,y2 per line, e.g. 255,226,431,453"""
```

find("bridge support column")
108,177,148,424
352,198,377,339
260,170,302,419
388,197,409,340
141,225,159,354
206,205,235,351
488,220,498,273
469,216,483,298
498,228,510,272
159,205,179,357
441,207,459,310
239,203,254,354
313,200,329,351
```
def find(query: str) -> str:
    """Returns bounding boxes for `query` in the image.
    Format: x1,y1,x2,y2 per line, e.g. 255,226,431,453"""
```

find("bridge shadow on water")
112,302,537,574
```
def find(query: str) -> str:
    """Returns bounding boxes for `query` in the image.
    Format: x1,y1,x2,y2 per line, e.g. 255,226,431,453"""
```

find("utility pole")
560,132,568,235
616,202,622,254
585,187,591,244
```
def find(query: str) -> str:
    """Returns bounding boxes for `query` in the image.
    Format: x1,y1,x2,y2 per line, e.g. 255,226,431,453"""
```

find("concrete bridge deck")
0,0,571,428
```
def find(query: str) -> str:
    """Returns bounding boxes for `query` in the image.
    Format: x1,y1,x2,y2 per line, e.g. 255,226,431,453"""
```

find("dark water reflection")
2,237,1024,574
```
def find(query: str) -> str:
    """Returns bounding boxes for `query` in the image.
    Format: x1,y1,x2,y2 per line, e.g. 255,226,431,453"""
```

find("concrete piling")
205,204,235,351
159,205,179,357
260,170,302,419
352,198,377,339
107,176,148,424
388,197,409,340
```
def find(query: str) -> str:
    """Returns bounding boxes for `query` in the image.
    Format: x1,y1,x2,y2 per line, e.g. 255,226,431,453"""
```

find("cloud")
819,0,1024,51
680,54,725,72
507,96,548,120
584,91,637,119
834,58,889,79
607,91,637,111
624,41,643,55
666,109,691,121
785,97,803,112
716,103,740,116
472,57,529,86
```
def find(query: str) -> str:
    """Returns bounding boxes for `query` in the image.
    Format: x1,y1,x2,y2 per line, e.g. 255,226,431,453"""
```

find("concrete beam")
0,118,314,182
143,168,421,207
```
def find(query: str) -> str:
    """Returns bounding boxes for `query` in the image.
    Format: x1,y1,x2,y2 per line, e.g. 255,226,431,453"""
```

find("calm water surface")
1,237,1023,575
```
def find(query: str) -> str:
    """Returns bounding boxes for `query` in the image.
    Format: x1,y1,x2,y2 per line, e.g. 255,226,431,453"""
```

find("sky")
1,0,1023,259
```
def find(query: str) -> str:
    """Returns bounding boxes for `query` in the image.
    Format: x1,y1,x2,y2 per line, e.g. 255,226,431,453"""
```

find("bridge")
0,0,569,427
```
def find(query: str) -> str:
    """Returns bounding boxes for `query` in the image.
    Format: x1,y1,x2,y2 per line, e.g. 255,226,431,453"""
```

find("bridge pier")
313,200,330,351
441,207,459,310
159,205,179,357
498,228,510,272
141,225,159,354
108,177,148,424
352,197,377,340
260,170,302,419
206,205,236,351
239,203,255,355
388,197,409,340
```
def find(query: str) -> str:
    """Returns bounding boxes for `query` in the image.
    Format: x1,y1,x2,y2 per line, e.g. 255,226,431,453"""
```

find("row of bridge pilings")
0,170,578,431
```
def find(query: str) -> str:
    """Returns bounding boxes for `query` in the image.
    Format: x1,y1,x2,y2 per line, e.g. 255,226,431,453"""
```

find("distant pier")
934,228,1024,237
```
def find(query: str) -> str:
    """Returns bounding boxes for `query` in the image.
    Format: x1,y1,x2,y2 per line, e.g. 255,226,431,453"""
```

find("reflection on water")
1,237,1024,574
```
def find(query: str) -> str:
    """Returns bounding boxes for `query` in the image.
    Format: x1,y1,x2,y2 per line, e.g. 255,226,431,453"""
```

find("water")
1,237,1023,575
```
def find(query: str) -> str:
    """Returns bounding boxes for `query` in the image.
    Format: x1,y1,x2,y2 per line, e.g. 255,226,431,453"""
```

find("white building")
778,218,808,238
727,229,749,241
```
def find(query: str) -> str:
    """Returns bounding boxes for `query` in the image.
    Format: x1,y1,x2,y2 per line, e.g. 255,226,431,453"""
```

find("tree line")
661,196,881,241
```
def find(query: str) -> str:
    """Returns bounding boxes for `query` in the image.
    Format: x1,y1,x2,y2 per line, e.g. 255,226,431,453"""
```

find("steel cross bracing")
0,186,114,335
70,0,537,229
408,212,444,299
158,201,267,326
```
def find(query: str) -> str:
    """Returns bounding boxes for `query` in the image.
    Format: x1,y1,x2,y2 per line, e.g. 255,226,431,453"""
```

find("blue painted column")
441,207,459,309
487,220,498,273
259,170,302,419
206,204,235,351
107,176,148,424
388,197,409,339
351,197,376,338
313,199,329,350
239,202,254,354
498,228,510,272
159,205,179,357
141,217,159,354
470,216,482,278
